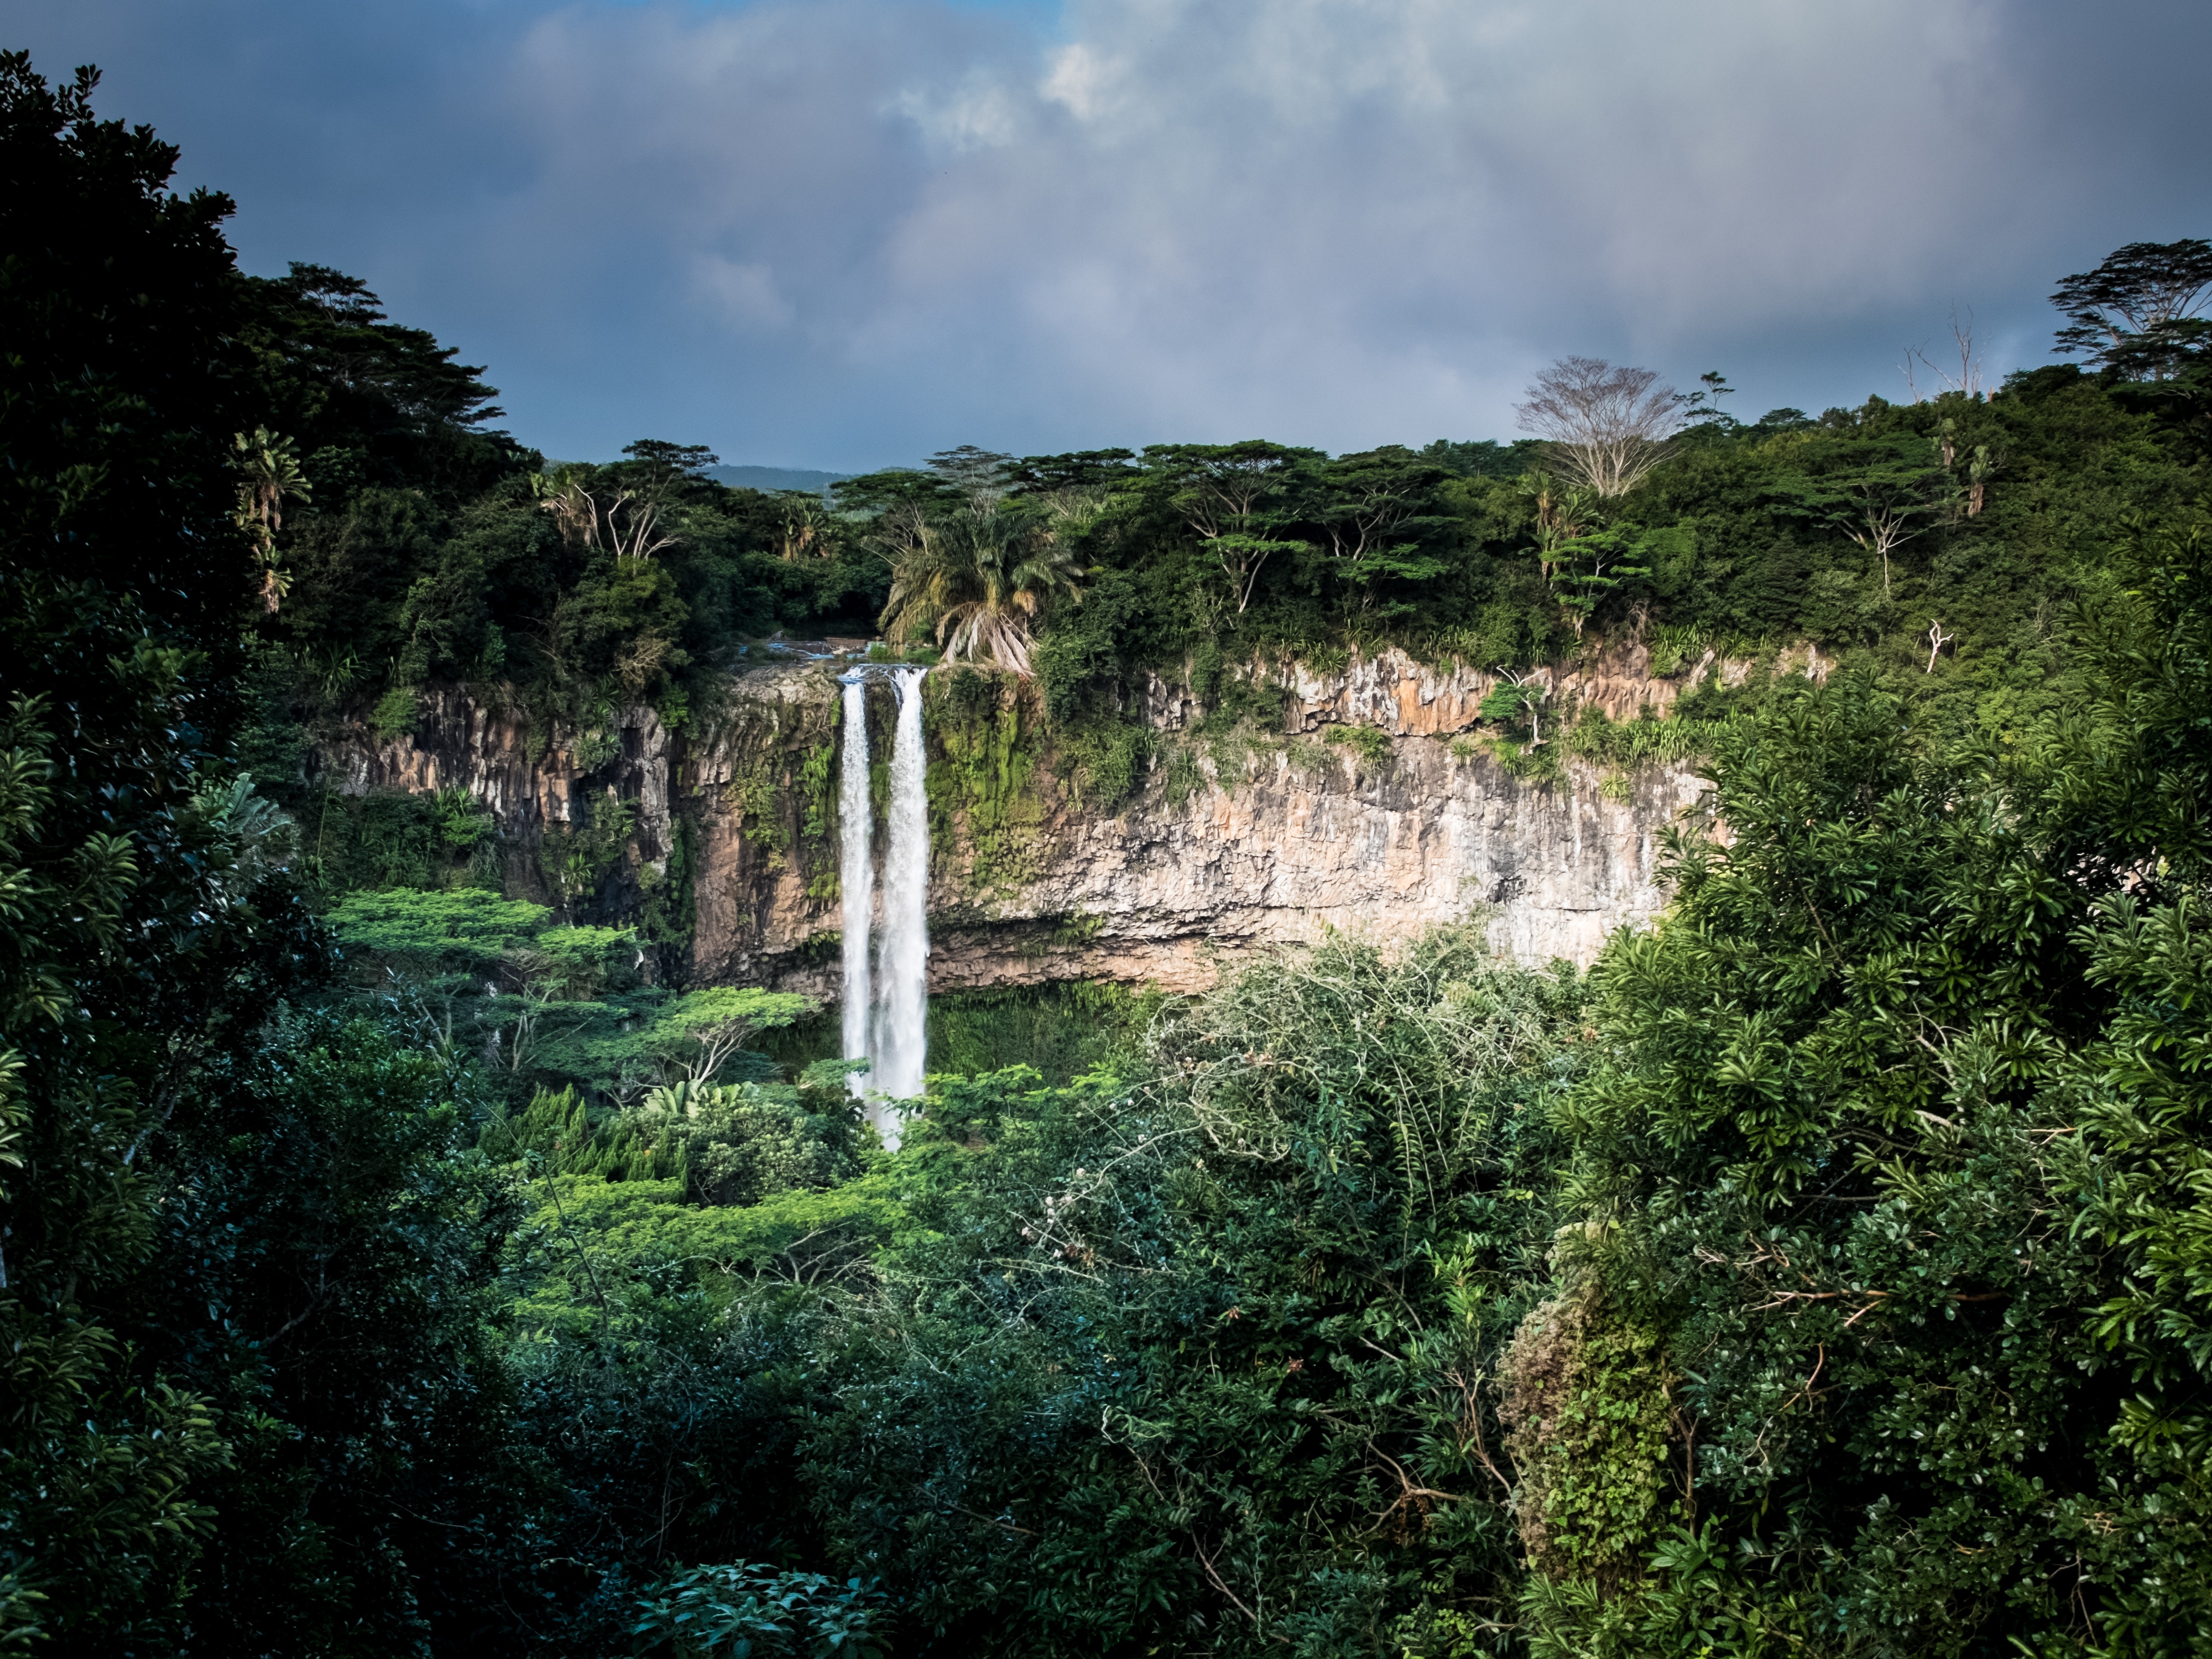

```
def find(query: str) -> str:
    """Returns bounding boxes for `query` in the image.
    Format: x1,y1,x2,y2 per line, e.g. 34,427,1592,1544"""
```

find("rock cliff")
313,646,1714,996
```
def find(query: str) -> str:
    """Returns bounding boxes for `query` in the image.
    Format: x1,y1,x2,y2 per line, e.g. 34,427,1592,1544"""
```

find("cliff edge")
312,646,1714,994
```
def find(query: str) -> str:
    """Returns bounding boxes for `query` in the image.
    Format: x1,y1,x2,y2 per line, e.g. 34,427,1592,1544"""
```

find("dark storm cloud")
7,0,2209,466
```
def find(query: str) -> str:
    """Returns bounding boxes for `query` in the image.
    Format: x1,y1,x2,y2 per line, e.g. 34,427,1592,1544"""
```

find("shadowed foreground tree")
0,51,258,1645
1,58,541,1656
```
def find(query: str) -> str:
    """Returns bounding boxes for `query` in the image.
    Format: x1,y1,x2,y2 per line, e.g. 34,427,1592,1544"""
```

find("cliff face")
314,647,1711,996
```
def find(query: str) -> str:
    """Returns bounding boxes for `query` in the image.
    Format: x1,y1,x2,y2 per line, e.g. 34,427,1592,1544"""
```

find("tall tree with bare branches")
1514,357,1685,497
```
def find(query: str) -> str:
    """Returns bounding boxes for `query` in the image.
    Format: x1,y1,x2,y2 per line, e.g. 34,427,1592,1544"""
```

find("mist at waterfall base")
838,665,930,1146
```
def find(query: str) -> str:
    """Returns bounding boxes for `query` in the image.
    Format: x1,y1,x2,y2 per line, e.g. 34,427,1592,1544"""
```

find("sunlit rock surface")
316,647,1714,995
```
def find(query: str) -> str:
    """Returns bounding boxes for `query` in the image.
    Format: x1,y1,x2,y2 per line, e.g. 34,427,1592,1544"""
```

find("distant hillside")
707,464,854,494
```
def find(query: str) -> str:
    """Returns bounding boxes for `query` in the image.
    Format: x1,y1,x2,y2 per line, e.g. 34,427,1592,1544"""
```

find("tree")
324,885,595,974
532,463,681,561
231,425,312,611
234,262,520,512
1515,357,1686,497
1672,370,1742,443
1515,504,2212,1651
1519,473,1598,587
924,444,1016,510
1525,676,2120,1652
776,490,835,561
0,696,231,1647
2043,524,2212,1644
122,1015,531,1655
1510,474,1666,635
1480,668,1550,743
1140,440,1319,613
1006,448,1139,492
1306,447,1456,625
0,69,545,1650
875,495,1094,676
1313,450,1451,567
1314,449,1419,565
619,438,720,497
795,932,1586,1652
1418,436,1545,478
0,54,275,1644
2052,238,2212,381
1766,435,1953,598
1836,473,1942,600
1688,369,1734,415
620,1076,865,1207
521,441,719,569
827,467,948,520
648,987,815,1085
1903,306,1987,402
1545,525,1655,638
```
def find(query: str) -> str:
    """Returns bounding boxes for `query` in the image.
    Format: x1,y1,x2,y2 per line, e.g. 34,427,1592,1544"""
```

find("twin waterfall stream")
837,665,929,1146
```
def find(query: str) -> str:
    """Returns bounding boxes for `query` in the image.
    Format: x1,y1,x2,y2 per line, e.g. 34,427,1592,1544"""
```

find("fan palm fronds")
232,427,312,613
876,496,1097,676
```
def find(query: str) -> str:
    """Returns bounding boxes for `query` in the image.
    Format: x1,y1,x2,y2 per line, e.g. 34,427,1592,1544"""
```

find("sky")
7,0,2209,470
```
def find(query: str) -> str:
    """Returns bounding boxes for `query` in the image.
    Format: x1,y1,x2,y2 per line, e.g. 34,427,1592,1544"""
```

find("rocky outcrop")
910,742,1701,995
314,645,1718,997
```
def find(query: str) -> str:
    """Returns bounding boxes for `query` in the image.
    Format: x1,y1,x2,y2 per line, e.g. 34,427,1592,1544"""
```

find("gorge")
25,65,2212,1648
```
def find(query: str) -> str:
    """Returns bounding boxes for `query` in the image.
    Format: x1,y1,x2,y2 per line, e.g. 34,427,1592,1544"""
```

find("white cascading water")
872,667,931,1107
836,664,929,1145
837,674,874,1104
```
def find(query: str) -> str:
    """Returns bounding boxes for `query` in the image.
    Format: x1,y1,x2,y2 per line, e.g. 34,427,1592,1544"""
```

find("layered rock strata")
314,647,1715,996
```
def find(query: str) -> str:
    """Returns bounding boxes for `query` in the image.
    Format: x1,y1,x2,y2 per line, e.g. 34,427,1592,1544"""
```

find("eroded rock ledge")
313,646,1716,995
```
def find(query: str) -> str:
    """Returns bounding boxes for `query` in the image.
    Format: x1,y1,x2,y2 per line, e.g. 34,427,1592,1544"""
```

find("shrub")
371,682,419,738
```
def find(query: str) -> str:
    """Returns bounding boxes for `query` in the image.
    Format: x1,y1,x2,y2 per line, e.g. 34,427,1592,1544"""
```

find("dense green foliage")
246,327,882,739
321,885,812,1106
228,241,2206,821
1,51,289,1645
1512,520,2212,1656
8,50,2212,1659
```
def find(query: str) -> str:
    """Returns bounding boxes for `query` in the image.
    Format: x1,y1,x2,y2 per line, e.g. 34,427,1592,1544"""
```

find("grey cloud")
8,0,2210,463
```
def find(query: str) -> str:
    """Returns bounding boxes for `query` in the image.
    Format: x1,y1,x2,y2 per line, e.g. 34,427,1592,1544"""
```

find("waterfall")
836,664,929,1144
873,666,931,1104
837,675,873,1103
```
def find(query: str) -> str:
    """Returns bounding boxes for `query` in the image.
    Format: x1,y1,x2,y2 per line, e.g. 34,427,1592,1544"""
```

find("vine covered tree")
231,425,311,611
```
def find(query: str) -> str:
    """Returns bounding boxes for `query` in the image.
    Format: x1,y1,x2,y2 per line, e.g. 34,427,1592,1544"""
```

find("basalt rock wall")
312,646,1718,997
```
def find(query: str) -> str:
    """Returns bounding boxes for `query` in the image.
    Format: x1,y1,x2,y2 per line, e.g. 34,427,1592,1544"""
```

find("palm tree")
776,491,834,561
232,427,311,612
875,490,1103,676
